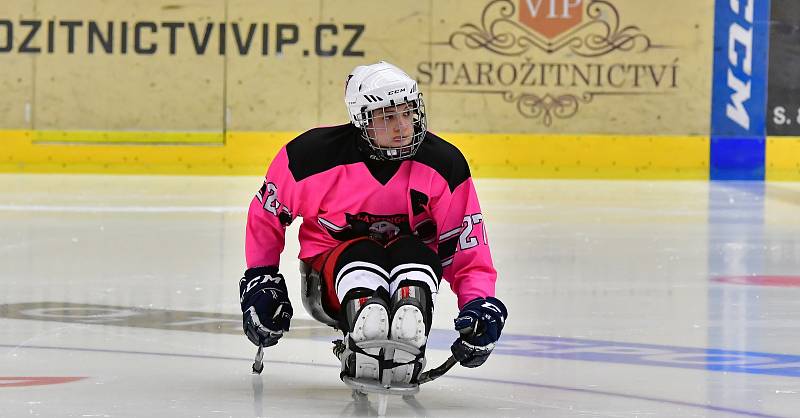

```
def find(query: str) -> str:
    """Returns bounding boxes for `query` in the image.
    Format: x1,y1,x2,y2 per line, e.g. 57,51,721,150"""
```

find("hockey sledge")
339,338,456,415
251,340,457,415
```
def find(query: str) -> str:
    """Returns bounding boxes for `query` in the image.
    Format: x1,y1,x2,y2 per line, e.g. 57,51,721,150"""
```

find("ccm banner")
710,0,771,180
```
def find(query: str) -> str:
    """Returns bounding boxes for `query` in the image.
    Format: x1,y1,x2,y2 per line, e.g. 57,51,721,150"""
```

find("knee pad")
337,287,391,381
339,287,390,336
387,284,433,384
390,284,433,342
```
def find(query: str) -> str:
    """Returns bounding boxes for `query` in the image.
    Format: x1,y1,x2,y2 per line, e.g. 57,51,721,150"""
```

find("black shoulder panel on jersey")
285,124,364,181
412,132,472,192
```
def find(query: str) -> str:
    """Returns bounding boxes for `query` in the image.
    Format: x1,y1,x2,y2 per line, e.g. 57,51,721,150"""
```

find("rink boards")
1,0,799,180
2,130,800,180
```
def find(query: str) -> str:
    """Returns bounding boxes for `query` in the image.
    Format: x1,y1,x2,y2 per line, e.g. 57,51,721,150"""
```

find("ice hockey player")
238,61,508,385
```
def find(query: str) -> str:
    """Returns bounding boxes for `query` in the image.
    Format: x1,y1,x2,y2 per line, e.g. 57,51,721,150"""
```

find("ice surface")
1,174,799,417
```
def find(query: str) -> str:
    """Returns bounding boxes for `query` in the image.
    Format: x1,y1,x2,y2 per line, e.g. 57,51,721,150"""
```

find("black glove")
239,266,293,347
450,296,507,368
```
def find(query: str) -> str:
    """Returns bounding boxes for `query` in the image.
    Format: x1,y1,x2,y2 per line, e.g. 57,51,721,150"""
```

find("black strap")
347,335,426,369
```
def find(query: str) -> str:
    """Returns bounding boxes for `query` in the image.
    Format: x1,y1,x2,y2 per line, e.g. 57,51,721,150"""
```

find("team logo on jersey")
319,212,412,243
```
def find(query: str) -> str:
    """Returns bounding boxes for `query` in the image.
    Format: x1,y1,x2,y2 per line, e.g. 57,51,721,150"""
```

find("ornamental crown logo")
519,0,583,39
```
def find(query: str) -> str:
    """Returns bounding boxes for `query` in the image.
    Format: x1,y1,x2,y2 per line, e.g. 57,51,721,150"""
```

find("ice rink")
1,174,799,417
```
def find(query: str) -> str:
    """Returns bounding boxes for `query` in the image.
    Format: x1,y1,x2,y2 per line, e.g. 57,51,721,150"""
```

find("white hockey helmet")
344,61,427,160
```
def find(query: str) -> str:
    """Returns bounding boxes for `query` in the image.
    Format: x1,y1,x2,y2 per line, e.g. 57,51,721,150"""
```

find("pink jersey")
245,124,496,308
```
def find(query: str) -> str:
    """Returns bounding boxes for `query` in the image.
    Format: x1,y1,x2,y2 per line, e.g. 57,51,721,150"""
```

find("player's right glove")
450,296,508,368
239,266,293,348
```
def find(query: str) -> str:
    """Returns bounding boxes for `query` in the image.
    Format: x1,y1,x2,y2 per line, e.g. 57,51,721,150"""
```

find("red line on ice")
712,276,800,287
0,377,86,387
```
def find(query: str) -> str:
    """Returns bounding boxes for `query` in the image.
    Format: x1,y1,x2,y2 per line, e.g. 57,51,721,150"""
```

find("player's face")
367,103,415,148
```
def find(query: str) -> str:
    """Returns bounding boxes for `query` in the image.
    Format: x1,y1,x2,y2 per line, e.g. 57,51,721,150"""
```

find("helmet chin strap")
359,134,422,161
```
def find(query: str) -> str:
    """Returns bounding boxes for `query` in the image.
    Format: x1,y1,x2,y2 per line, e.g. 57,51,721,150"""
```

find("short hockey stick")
416,355,458,384
252,346,265,374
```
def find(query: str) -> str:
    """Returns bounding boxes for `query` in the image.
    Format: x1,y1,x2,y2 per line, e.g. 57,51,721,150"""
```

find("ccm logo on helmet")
386,88,406,95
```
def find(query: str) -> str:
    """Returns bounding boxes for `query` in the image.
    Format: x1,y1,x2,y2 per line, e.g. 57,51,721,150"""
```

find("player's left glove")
450,296,507,368
239,266,293,348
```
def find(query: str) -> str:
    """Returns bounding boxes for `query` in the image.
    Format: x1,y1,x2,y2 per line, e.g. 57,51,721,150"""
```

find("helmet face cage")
354,97,427,161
